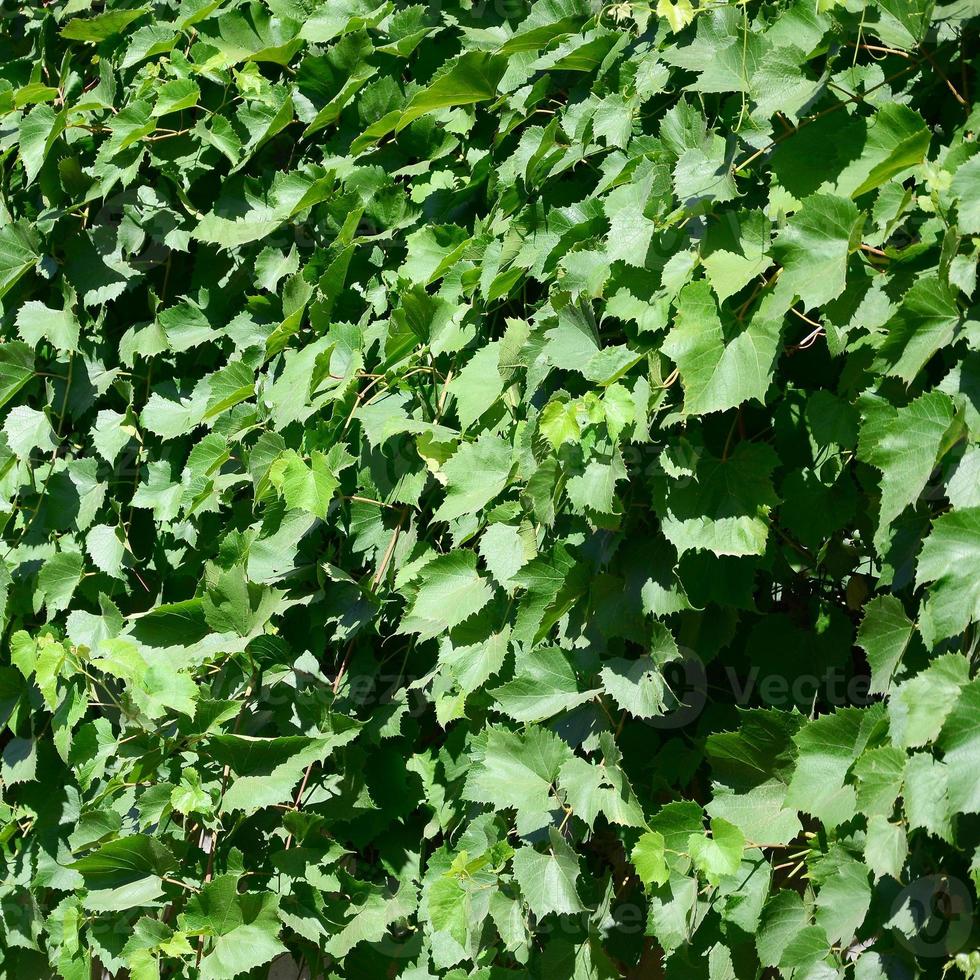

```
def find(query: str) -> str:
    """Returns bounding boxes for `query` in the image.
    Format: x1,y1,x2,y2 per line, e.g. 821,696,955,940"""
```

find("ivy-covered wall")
0,0,978,977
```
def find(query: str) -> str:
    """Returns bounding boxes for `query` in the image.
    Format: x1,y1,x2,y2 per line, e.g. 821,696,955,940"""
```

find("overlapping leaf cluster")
1,0,979,976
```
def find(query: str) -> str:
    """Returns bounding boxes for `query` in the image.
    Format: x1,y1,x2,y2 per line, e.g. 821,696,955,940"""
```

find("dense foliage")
0,0,978,976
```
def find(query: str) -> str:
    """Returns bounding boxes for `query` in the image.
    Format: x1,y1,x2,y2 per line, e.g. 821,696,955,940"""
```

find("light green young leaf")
632,831,669,887
688,817,745,884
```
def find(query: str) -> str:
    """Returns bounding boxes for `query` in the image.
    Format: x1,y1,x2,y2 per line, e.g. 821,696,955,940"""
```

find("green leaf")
61,7,149,40
600,622,677,718
565,448,627,514
2,737,37,785
18,104,67,184
269,449,340,519
15,300,80,352
85,524,125,578
38,552,84,617
938,677,980,814
478,521,533,586
813,852,871,945
917,508,980,647
400,551,494,641
3,405,56,457
878,276,963,382
213,731,356,815
203,360,255,418
601,656,667,719
656,443,778,557
153,78,201,118
448,341,504,431
490,647,597,723
0,341,35,409
888,653,969,749
540,397,581,448
70,835,176,910
512,827,584,918
663,281,781,415
70,834,177,884
463,725,573,835
772,193,864,309
433,433,513,523
201,564,285,637
179,876,287,980
857,390,959,548
864,815,907,881
195,3,304,67
903,751,953,840
779,925,831,972
0,223,39,300
853,745,906,817
756,890,808,968
847,104,931,198
701,209,771,303
396,52,506,132
856,596,915,695
785,707,870,828
952,153,980,234
558,734,645,828
632,831,669,887
688,817,745,884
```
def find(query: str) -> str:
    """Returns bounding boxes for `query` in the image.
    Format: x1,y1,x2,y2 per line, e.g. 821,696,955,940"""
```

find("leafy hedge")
1,0,979,976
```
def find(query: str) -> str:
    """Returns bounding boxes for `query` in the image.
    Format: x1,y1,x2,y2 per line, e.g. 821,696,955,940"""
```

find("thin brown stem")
789,306,821,329
918,45,967,106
